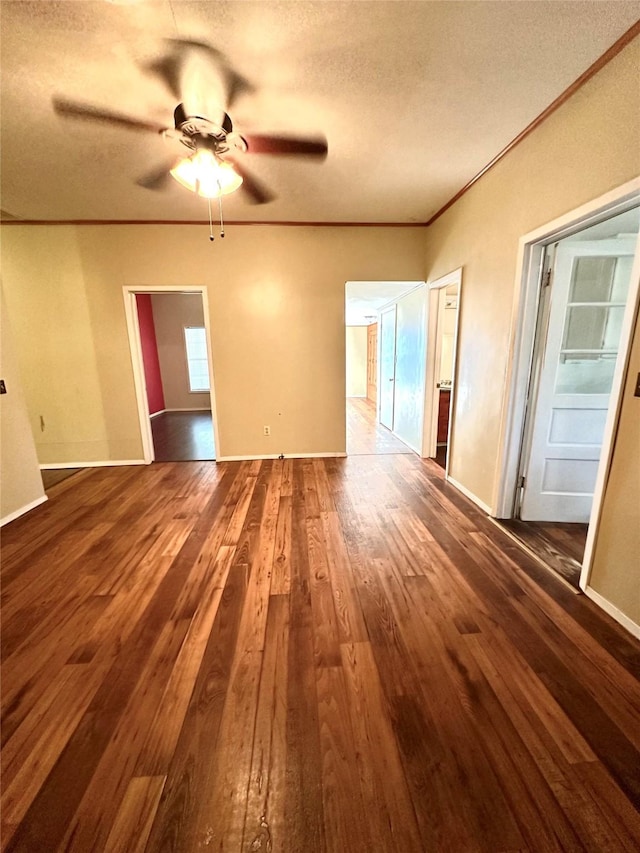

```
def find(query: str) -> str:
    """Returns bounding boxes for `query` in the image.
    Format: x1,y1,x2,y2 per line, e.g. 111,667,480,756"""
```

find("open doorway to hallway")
125,287,218,463
422,268,463,478
431,284,459,471
497,202,640,589
345,281,424,455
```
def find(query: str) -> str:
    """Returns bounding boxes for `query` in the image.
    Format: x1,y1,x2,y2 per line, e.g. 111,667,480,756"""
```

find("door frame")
123,285,220,463
493,177,640,591
422,267,462,476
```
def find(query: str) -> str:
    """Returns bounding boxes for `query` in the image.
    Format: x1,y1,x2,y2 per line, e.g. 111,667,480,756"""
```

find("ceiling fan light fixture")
170,149,242,198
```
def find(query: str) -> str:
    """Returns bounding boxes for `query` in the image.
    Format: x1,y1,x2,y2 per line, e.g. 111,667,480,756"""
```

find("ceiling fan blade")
226,158,275,205
144,56,182,100
53,98,165,133
244,134,328,159
222,68,254,109
148,39,253,111
136,162,177,191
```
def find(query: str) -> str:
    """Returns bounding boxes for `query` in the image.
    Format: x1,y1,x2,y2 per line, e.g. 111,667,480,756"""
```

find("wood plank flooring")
2,456,640,852
150,410,215,461
346,397,413,455
496,519,588,590
40,468,82,491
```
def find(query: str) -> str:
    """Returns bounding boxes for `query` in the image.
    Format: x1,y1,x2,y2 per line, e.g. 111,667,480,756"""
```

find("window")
184,326,210,392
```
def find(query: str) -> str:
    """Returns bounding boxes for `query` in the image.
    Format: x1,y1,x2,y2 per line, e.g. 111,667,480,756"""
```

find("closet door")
379,307,396,430
393,287,426,452
367,323,378,403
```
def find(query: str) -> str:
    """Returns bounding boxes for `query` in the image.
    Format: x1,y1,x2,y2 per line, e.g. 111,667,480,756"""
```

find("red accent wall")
136,294,165,415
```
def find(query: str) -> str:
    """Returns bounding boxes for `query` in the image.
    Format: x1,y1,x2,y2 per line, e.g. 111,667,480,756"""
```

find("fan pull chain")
206,183,226,243
218,180,225,238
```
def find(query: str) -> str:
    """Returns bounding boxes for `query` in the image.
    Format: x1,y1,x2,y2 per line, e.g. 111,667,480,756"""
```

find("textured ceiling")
1,1,639,223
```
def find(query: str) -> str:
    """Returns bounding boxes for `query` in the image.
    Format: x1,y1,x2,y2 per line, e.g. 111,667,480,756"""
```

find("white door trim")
421,267,463,477
122,285,220,463
492,178,640,592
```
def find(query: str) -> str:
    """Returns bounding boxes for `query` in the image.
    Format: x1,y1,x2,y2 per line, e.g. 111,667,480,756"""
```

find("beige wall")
345,326,368,397
1,228,111,463
421,36,640,630
1,225,425,461
423,37,640,508
0,287,46,522
150,293,211,411
589,308,640,626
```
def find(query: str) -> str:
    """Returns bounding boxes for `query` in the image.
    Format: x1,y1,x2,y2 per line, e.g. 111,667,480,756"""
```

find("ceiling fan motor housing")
170,103,247,156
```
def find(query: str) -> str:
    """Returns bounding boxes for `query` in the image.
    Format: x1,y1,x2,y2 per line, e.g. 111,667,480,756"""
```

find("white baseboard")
39,460,147,469
583,586,640,640
149,409,166,418
218,452,347,462
1,494,48,527
446,475,493,515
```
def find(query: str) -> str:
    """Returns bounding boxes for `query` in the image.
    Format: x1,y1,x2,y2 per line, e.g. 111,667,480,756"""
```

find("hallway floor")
496,518,588,590
151,410,215,461
346,397,413,455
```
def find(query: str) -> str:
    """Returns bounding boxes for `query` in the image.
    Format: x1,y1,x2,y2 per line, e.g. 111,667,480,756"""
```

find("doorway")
344,281,423,455
432,285,459,470
423,269,462,475
123,286,219,463
496,190,640,589
520,220,637,521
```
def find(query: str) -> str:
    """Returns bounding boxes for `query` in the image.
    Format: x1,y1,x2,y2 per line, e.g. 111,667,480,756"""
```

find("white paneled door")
379,306,396,430
520,237,636,522
393,287,426,452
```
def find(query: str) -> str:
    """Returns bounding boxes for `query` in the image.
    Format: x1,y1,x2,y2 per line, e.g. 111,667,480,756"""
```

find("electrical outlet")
264,425,271,436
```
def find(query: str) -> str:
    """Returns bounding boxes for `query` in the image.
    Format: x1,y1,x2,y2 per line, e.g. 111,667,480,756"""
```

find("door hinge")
542,268,552,289
518,475,526,489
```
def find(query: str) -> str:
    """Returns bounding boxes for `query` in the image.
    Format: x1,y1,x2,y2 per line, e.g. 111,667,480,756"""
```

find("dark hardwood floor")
40,468,82,491
434,443,447,469
347,397,413,455
2,455,639,851
496,519,588,590
151,410,215,461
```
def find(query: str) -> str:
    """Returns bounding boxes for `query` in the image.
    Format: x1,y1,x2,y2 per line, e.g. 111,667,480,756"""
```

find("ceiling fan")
52,39,328,206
